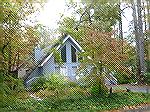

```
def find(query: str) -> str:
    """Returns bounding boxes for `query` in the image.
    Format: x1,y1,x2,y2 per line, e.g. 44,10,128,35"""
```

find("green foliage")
144,72,150,85
0,74,29,109
1,92,150,111
114,72,137,84
67,81,78,87
45,73,66,91
31,77,46,92
90,83,108,96
31,74,66,92
146,60,150,72
53,48,63,64
93,4,120,32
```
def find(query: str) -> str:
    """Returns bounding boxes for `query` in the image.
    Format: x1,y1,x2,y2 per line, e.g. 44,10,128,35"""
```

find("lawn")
1,91,150,112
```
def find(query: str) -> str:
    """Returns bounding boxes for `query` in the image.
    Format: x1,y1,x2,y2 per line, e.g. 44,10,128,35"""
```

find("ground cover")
1,90,150,112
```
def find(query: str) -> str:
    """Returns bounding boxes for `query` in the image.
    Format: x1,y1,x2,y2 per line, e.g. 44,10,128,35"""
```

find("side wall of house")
42,39,81,81
43,55,55,76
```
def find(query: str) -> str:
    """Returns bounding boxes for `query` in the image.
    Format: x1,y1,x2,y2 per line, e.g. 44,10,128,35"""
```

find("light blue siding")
25,67,43,87
43,56,55,76
25,36,82,86
34,45,45,63
42,38,81,81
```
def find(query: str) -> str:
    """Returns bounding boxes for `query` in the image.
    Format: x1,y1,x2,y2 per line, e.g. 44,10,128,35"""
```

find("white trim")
67,35,83,51
26,77,40,85
39,35,83,67
40,44,61,67
40,53,53,67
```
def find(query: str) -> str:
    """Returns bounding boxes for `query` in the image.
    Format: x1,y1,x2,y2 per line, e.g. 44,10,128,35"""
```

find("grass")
1,91,150,112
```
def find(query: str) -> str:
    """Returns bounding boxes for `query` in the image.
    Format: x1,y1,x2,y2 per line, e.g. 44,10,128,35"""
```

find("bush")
90,83,108,96
144,72,150,85
67,81,78,87
30,74,66,92
68,86,89,96
31,77,46,92
114,72,136,84
45,73,66,91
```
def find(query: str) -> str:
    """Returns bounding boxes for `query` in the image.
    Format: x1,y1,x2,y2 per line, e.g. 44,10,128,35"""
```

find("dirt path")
124,105,150,112
104,104,150,112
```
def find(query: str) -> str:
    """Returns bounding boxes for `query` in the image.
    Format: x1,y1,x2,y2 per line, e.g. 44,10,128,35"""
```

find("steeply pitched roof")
24,34,83,82
40,34,83,67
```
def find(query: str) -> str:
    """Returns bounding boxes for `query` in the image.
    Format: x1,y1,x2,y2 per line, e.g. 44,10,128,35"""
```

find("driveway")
105,84,150,112
111,84,150,93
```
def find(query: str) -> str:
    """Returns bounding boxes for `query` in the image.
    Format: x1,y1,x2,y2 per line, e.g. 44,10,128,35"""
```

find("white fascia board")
40,44,61,67
40,53,53,67
39,35,83,67
67,35,83,51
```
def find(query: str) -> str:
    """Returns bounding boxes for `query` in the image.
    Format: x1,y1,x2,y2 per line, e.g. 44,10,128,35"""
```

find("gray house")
25,34,117,86
25,35,83,86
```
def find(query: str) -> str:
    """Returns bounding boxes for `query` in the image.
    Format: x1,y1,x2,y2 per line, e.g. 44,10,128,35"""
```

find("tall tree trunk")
143,1,148,72
137,0,146,84
131,0,145,84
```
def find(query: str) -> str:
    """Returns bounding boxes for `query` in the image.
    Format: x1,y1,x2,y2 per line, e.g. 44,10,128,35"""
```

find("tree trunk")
137,0,146,84
132,0,145,84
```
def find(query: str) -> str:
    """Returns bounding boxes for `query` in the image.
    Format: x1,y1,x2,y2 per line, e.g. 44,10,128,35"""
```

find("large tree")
58,0,135,93
0,0,45,105
0,1,43,77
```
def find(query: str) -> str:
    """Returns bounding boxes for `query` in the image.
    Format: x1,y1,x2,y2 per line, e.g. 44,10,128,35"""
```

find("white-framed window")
71,45,77,62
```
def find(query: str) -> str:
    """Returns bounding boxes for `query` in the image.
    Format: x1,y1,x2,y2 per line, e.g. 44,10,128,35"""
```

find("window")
61,45,66,62
71,45,77,62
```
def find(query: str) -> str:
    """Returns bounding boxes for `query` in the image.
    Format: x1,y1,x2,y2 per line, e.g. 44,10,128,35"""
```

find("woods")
0,0,150,111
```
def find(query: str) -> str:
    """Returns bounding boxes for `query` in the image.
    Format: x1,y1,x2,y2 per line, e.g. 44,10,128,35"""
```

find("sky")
37,0,133,36
37,0,72,29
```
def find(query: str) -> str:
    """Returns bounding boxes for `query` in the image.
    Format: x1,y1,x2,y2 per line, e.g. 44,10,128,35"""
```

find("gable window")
71,45,77,62
61,45,66,62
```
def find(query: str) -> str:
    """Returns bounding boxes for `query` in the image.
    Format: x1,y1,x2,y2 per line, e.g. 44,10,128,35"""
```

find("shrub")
114,72,136,84
67,81,78,87
45,73,66,90
90,82,108,96
31,77,46,92
144,72,150,85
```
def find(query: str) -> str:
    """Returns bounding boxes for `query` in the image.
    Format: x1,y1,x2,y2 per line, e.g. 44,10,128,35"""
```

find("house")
25,35,83,86
24,34,117,87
